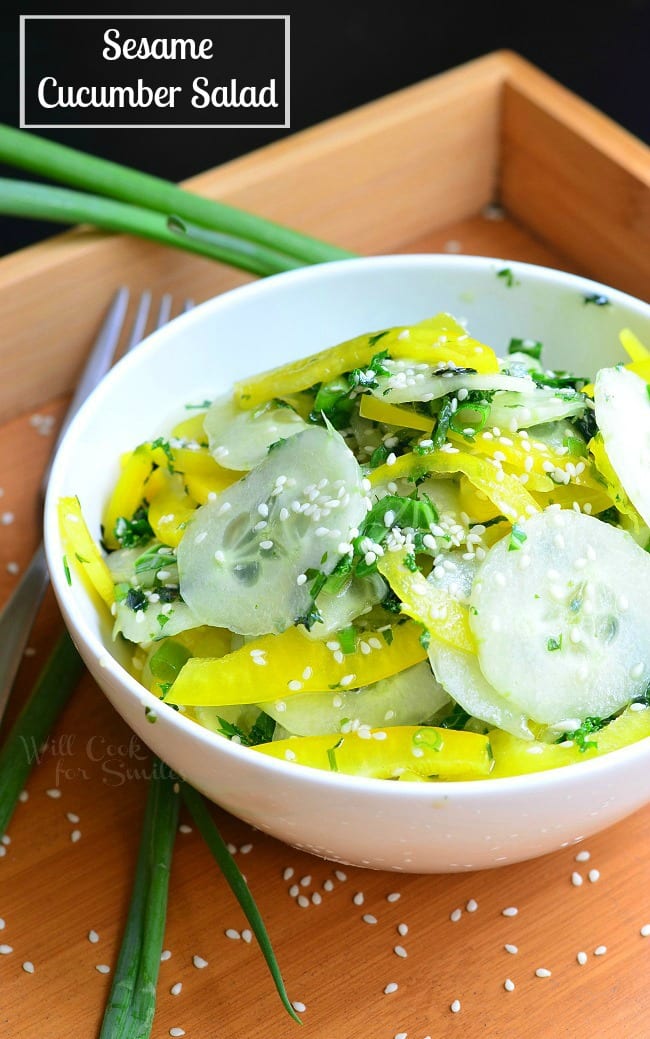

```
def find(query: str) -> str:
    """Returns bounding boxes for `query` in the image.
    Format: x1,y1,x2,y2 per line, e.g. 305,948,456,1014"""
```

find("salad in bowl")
45,256,650,871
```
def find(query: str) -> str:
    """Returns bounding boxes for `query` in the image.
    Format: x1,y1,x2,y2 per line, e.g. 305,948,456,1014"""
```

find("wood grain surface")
1,53,649,1039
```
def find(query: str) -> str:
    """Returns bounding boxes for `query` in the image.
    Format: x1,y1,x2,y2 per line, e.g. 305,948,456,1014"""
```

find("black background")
1,0,649,257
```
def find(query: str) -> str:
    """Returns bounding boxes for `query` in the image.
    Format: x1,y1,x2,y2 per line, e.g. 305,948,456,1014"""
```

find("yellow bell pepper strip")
620,328,649,364
359,394,434,434
254,725,492,780
102,444,154,550
233,315,499,410
165,621,426,707
184,469,240,504
589,432,642,527
489,705,650,778
146,468,198,548
58,496,114,607
370,448,540,525
377,550,475,653
171,412,208,442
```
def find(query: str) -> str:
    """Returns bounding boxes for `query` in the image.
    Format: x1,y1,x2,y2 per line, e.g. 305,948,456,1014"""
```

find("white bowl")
44,255,650,873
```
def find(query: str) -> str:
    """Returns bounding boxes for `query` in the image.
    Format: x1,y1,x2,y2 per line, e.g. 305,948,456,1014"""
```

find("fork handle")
0,542,50,720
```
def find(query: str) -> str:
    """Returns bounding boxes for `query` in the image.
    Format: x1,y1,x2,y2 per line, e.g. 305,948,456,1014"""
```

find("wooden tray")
1,51,649,1039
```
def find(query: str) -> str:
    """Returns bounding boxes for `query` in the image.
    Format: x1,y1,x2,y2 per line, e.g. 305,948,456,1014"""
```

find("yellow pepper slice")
234,315,499,410
254,725,492,780
489,705,650,778
146,468,198,548
589,432,642,526
370,448,540,524
165,621,426,707
359,394,434,433
620,328,649,364
171,412,208,442
102,444,154,550
184,470,240,504
377,550,475,653
58,496,114,607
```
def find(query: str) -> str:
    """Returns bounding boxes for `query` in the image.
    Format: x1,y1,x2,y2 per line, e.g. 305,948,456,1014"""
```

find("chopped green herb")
508,337,543,361
382,627,394,647
403,552,418,572
508,524,527,551
368,331,389,348
547,635,563,652
267,437,288,453
497,268,519,288
584,292,610,306
339,625,358,655
557,715,609,752
563,435,587,457
125,588,147,612
184,399,212,410
327,737,344,771
432,398,453,450
149,640,191,683
144,706,158,723
419,627,431,651
438,702,472,730
151,436,175,471
114,507,154,549
63,555,71,586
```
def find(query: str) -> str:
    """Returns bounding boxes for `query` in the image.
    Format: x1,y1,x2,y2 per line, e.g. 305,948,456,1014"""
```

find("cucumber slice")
373,366,530,405
595,366,650,527
258,660,449,736
470,509,650,725
427,641,532,739
204,394,308,471
487,389,586,432
308,573,387,638
176,425,369,636
114,598,199,644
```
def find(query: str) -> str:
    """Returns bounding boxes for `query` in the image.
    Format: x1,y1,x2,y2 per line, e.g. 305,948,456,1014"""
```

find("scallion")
181,784,301,1024
0,123,354,266
99,765,179,1038
0,631,84,838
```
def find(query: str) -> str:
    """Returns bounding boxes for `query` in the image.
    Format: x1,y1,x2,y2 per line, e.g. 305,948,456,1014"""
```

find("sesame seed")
594,945,607,956
334,870,348,882
95,964,111,974
340,674,356,687
323,879,334,892
450,999,461,1013
311,893,322,906
242,929,252,942
160,949,172,961
240,843,253,854
259,539,274,550
296,573,307,586
192,955,208,969
575,850,590,862
387,892,401,903
393,945,407,958
297,895,310,908
169,1029,186,1037
225,928,240,940
288,680,303,692
88,930,100,944
394,1032,407,1039
353,892,364,906
171,983,182,995
640,925,650,937
466,899,478,912
363,914,378,925
289,884,299,897
571,872,583,887
384,982,398,994
292,1001,307,1013
0,945,12,955
71,829,81,843
450,908,462,922
300,875,312,887
504,944,518,954
535,968,551,978
588,869,600,883
504,978,515,992
502,906,518,917
397,923,408,936
283,867,294,881
45,788,62,799
577,950,588,965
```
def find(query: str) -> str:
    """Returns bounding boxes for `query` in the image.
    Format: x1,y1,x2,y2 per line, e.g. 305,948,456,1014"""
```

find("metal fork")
0,289,191,723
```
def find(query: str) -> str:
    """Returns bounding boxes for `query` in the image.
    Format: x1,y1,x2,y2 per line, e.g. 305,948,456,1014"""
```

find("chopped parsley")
114,506,154,549
508,337,543,361
497,267,519,288
546,634,563,652
583,292,610,306
62,555,71,586
557,715,609,752
508,524,527,551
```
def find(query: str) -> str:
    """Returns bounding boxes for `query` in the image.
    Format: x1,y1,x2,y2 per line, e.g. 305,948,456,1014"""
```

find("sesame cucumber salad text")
59,313,650,781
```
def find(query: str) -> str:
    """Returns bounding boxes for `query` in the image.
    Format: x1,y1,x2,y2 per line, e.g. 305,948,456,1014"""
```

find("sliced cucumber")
307,573,387,638
176,426,369,636
427,641,532,739
373,366,531,405
487,388,586,432
470,509,650,725
258,661,449,736
114,598,199,644
595,366,650,527
204,393,308,471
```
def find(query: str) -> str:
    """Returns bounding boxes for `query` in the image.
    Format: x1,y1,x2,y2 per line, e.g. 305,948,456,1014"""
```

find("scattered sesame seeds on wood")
95,965,111,974
363,914,378,925
393,945,408,958
22,961,34,974
88,930,99,944
504,978,515,992
577,951,588,965
450,999,462,1013
170,983,182,996
0,944,13,954
192,955,208,969
384,982,399,994
450,908,462,922
535,968,552,978
502,907,519,917
160,950,172,962
466,899,478,912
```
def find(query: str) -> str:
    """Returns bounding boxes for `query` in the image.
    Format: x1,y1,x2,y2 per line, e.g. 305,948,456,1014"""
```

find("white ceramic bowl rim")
44,254,650,805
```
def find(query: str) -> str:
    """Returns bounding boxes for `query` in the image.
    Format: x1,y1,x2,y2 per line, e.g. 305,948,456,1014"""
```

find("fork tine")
154,293,173,330
126,290,152,352
182,298,195,313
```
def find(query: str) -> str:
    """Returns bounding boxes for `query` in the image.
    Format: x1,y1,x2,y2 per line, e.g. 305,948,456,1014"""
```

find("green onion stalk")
0,123,355,267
